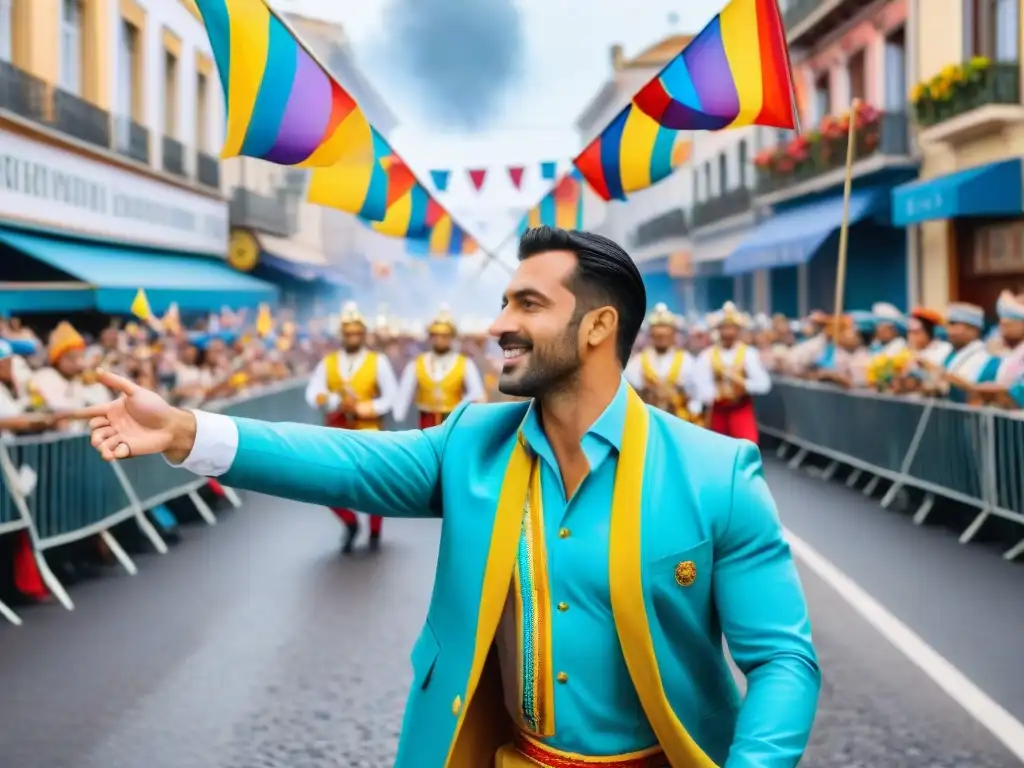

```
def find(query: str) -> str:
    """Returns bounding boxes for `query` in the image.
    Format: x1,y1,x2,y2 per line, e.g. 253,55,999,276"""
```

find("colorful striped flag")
370,182,446,240
426,215,478,257
518,171,585,233
574,0,794,201
305,129,416,222
573,106,693,202
195,0,378,170
633,0,795,131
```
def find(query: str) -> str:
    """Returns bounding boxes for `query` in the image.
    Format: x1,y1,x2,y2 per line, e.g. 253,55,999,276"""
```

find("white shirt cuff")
165,410,239,477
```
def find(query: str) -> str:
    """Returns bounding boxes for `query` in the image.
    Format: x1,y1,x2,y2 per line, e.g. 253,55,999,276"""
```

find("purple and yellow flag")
574,0,794,201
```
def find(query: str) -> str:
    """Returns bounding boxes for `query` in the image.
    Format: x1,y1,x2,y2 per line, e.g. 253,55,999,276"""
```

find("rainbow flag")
370,182,446,240
195,0,379,170
573,106,693,202
574,0,793,202
519,171,585,233
426,216,478,256
633,0,795,132
305,130,417,222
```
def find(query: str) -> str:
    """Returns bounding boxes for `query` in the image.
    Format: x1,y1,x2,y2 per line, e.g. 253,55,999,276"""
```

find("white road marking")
784,527,1024,762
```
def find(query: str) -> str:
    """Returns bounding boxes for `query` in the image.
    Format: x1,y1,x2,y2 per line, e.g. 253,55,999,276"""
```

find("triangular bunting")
430,169,450,192
507,166,525,189
540,161,558,180
468,169,487,191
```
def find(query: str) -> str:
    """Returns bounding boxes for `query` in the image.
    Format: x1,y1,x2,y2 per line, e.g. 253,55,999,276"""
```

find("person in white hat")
966,291,1024,408
695,302,771,441
940,302,1000,404
303,301,398,553
624,303,704,425
393,304,486,428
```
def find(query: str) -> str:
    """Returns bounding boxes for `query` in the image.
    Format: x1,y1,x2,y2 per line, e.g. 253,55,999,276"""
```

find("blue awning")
0,228,277,314
891,158,1023,225
724,187,890,276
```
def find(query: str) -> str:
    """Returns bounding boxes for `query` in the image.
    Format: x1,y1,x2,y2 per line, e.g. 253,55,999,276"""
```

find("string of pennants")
428,161,561,194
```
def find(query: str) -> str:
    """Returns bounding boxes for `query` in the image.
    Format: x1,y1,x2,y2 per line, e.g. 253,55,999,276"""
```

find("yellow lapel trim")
444,428,532,767
609,388,719,768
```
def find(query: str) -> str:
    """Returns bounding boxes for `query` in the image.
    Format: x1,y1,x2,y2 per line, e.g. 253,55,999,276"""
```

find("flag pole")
832,98,861,333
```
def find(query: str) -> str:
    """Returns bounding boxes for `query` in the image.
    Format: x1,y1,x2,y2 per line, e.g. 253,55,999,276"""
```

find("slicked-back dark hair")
517,226,646,365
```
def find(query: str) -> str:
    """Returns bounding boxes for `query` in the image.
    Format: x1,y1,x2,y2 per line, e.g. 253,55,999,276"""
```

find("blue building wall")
805,222,907,313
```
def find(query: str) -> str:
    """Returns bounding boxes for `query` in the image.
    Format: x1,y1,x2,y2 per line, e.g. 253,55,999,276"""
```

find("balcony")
0,59,48,120
754,107,913,202
52,88,111,149
631,209,690,250
913,61,1024,146
162,136,186,177
784,0,875,49
197,151,221,190
692,187,753,229
113,117,150,165
229,188,296,238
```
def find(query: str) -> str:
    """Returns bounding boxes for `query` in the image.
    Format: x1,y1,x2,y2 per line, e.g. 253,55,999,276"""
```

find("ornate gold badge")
675,560,697,587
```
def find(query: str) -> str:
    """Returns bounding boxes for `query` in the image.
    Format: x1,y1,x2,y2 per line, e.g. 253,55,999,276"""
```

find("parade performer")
696,302,772,442
304,302,397,553
393,305,485,428
624,303,703,425
77,227,819,768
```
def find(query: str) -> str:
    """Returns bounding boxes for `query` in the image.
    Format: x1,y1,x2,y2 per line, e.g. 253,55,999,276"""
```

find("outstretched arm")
715,442,820,766
177,407,458,518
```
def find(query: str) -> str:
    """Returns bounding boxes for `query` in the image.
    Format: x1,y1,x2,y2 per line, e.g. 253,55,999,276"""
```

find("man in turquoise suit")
77,227,820,768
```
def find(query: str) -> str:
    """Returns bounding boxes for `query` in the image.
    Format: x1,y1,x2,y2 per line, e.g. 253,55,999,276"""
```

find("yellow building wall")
9,0,109,108
913,0,1024,308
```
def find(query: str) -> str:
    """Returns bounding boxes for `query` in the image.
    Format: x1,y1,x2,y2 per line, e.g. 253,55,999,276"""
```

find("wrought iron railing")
197,151,221,190
162,136,186,177
113,116,150,165
631,209,690,249
692,187,753,228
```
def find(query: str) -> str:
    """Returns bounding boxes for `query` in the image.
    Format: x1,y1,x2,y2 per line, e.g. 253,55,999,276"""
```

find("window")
969,0,1019,61
813,72,830,123
118,21,140,119
884,27,906,111
718,152,728,193
164,50,179,136
692,169,700,203
0,0,12,62
196,72,209,152
738,140,748,186
60,0,83,94
847,49,867,103
972,223,1024,275
703,161,712,198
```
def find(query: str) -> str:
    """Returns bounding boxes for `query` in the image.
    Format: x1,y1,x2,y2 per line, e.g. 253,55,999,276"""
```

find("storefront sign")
0,130,228,255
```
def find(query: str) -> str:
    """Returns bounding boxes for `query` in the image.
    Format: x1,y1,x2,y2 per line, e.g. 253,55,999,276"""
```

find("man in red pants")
304,302,397,553
696,302,772,442
392,305,486,428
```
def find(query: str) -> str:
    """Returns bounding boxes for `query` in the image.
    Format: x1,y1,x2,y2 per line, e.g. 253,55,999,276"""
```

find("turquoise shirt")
515,378,656,755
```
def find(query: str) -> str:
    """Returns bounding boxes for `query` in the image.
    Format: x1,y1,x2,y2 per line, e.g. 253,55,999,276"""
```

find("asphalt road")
0,460,1021,768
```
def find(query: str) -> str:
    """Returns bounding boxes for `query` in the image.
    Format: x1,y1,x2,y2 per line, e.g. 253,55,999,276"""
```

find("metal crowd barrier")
0,378,316,626
756,378,1024,562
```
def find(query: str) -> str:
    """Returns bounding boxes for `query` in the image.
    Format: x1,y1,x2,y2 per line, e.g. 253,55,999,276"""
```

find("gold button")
558,527,570,539
451,695,462,715
556,672,568,684
557,601,569,612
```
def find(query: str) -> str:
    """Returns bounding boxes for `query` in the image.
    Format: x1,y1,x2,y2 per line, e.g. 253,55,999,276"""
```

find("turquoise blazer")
218,390,820,767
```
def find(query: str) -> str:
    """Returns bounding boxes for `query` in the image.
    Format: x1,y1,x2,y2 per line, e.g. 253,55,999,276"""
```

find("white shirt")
623,348,703,414
303,349,398,417
393,351,485,423
694,343,772,404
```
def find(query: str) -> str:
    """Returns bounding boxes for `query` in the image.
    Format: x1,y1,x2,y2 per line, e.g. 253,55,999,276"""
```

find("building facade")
892,0,1023,311
575,37,695,314
724,0,917,316
0,0,280,318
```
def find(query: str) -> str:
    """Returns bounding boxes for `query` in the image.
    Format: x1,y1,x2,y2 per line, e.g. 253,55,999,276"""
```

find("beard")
498,319,582,398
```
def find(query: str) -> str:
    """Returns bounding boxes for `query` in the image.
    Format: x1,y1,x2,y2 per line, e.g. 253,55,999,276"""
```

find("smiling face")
488,249,587,398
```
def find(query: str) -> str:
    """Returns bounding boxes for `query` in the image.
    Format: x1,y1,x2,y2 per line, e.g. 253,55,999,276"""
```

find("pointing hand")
67,369,197,463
